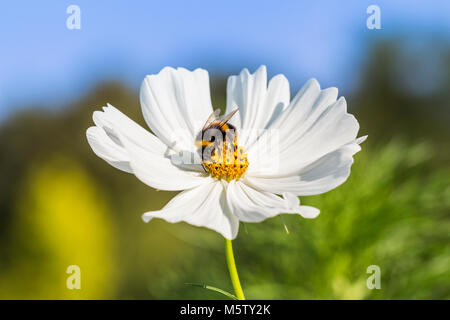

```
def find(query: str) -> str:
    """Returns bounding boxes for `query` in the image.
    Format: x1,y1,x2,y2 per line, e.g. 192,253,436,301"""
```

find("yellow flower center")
202,141,249,181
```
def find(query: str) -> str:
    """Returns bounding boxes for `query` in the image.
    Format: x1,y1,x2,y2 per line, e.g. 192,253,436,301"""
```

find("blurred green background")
0,38,449,299
0,1,449,299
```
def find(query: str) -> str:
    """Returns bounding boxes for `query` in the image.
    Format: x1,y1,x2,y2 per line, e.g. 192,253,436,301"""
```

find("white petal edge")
226,180,320,223
142,180,240,240
140,67,214,153
225,66,290,148
247,78,361,178
87,104,206,191
86,126,132,173
244,137,367,196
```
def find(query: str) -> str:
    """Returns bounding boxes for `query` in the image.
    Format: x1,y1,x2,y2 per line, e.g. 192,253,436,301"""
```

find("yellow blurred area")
0,156,116,299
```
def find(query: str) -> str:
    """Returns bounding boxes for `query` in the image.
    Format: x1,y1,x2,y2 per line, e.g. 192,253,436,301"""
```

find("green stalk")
225,239,245,300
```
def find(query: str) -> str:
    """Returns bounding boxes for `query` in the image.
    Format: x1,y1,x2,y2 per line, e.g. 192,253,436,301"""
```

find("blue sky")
0,0,449,119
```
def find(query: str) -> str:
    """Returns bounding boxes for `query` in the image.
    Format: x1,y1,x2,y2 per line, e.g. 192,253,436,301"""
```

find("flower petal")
87,104,206,191
244,138,365,196
225,66,290,148
248,79,361,177
86,126,132,173
117,130,208,192
140,67,214,152
142,181,240,240
226,180,319,223
87,103,162,173
282,192,320,218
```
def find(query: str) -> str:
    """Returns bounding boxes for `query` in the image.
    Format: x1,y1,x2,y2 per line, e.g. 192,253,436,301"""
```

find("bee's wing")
202,109,221,130
217,109,238,128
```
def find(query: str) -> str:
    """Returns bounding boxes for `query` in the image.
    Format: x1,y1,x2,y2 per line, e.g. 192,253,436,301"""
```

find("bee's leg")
199,151,208,173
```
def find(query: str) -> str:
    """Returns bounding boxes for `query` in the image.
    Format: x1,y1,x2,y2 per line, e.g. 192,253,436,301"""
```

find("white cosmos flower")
86,66,366,240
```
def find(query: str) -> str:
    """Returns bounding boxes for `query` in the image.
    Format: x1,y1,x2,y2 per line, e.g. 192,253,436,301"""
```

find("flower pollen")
203,141,249,181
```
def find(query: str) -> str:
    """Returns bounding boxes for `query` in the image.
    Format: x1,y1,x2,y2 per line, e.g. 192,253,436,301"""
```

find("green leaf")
185,283,238,300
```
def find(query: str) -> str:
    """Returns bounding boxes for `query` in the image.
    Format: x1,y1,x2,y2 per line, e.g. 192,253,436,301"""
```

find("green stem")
225,239,245,300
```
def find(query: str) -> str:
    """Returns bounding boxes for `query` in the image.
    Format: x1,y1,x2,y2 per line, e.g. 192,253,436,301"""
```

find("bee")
195,109,238,163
